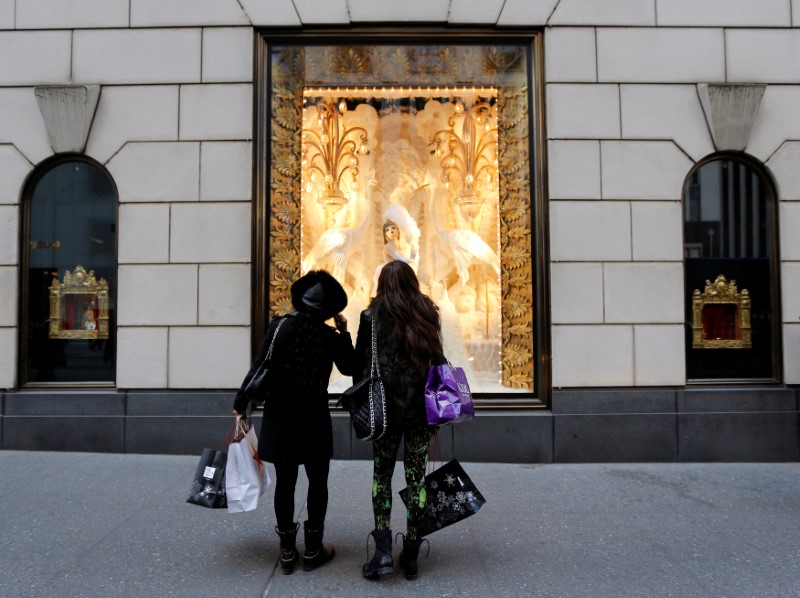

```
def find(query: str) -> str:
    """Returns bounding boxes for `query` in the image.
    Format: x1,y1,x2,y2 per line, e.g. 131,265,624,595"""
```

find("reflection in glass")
24,160,116,384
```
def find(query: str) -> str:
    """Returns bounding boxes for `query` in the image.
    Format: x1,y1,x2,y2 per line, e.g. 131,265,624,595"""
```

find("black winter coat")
353,306,444,431
234,313,356,464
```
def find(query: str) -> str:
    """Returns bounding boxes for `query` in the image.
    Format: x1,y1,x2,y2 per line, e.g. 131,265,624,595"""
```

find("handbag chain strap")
252,317,286,373
370,314,380,377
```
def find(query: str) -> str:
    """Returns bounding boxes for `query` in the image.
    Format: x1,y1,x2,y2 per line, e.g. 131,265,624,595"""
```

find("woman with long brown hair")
355,260,445,581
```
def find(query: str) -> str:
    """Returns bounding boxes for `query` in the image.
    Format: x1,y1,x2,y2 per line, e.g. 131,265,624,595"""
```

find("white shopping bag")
226,422,270,513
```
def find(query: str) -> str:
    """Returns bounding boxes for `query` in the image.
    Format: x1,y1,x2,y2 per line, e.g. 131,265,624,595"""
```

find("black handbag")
186,447,228,509
339,314,388,441
242,317,286,402
399,459,486,536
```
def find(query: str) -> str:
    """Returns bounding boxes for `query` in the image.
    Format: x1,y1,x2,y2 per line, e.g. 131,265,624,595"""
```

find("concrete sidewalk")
1,451,799,598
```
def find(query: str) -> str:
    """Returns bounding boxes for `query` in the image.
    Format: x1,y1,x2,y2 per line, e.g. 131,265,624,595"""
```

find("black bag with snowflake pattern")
398,459,486,537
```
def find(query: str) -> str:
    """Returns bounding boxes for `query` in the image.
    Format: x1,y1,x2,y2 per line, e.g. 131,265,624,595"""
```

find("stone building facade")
1,0,798,462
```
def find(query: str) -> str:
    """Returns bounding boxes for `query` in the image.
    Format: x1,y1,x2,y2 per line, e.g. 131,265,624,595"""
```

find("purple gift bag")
424,363,475,426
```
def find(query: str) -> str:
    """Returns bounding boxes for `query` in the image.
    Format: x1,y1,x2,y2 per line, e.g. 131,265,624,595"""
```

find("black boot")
398,534,429,581
362,529,393,579
302,520,335,571
275,523,299,575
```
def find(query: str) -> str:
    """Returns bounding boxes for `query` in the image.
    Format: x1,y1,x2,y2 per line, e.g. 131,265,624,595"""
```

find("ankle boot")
275,523,299,575
398,535,429,581
302,520,335,571
362,529,393,579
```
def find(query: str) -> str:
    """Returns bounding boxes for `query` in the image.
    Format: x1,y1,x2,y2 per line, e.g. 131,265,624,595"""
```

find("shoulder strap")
370,313,381,377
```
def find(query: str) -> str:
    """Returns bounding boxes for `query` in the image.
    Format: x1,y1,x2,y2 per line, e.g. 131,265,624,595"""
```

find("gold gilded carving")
48,265,109,340
691,274,752,349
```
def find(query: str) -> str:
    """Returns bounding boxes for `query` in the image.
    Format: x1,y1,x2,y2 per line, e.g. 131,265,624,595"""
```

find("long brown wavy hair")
373,261,443,372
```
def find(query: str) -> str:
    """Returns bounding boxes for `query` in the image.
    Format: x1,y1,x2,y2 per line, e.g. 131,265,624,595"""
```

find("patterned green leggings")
371,425,433,540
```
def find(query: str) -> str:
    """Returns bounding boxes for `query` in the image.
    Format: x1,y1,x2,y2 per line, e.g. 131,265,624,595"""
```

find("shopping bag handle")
219,420,236,451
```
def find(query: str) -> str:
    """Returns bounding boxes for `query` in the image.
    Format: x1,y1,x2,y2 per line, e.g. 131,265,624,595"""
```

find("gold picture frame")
48,265,109,340
691,274,751,349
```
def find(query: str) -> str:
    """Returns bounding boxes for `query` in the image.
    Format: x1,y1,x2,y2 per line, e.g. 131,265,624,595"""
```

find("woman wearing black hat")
356,260,445,581
233,270,356,575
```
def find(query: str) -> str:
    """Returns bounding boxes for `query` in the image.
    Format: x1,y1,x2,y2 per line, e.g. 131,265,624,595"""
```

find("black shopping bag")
186,448,228,509
399,459,486,537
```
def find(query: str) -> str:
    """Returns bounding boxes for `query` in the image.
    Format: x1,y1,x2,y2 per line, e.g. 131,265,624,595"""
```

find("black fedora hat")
290,270,347,320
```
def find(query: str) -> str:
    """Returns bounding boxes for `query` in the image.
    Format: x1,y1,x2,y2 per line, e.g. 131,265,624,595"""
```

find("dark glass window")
21,158,117,384
683,155,780,381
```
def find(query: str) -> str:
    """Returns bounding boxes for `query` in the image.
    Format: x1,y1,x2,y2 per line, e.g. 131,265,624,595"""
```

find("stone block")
548,140,601,199
4,391,125,416
116,327,169,389
331,412,353,459
109,142,200,203
0,0,12,28
125,415,233,455
239,0,301,26
453,412,552,463
168,327,250,388
727,30,800,84
620,84,714,161
73,29,202,85
631,202,683,262
118,204,170,264
550,201,631,261
200,142,252,201
16,0,129,29
2,415,124,452
0,206,19,265
496,0,558,25
550,0,655,26
179,84,252,141
547,84,620,139
347,0,448,21
0,88,52,164
678,412,799,462
552,324,634,386
544,27,597,82
0,146,31,205
170,203,251,263
117,265,198,326
552,388,676,414
768,142,800,201
677,388,797,413
293,0,351,23
86,86,179,164
0,267,17,326
448,0,505,24
127,391,235,415
601,140,692,200
198,264,250,325
634,325,686,386
202,28,253,83
550,262,604,324
131,0,248,27
781,262,800,323
555,413,677,462
0,32,72,85
747,86,800,161
658,0,790,26
783,324,800,384
779,203,800,260
597,28,725,83
0,328,16,388
604,263,684,324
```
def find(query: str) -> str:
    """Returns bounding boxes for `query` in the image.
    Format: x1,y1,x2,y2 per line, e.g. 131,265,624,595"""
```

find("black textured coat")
353,306,444,431
234,313,356,464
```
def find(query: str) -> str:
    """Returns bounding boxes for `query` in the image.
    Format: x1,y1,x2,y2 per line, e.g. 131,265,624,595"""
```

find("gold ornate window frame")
691,274,751,349
254,31,550,403
49,265,110,340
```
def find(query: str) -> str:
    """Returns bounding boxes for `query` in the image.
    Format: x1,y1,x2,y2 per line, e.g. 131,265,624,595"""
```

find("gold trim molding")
49,265,109,340
691,274,751,349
